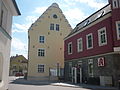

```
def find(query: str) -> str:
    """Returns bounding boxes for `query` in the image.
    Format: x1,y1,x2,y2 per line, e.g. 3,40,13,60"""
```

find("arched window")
0,52,3,82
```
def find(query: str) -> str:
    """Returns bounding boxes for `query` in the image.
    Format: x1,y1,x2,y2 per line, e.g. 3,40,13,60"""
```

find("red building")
64,0,120,87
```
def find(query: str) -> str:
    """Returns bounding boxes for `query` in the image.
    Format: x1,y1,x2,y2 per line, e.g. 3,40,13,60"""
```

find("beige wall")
28,3,72,80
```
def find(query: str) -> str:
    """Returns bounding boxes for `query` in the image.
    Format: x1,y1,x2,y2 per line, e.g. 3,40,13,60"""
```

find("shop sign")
98,57,105,67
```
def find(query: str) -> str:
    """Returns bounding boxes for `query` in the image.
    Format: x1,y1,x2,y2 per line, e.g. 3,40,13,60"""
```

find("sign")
98,57,105,67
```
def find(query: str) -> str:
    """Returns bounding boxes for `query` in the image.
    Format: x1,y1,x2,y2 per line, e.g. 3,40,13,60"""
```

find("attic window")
53,14,57,19
84,20,90,26
96,11,105,20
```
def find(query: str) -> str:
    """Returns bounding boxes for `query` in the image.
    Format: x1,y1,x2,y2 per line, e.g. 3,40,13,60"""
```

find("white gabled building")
0,0,20,90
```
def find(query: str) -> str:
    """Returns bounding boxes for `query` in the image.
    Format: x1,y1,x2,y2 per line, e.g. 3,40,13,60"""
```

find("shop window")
88,59,93,77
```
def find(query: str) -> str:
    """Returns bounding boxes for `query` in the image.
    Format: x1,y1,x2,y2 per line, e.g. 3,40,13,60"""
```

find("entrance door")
72,67,77,83
77,67,82,83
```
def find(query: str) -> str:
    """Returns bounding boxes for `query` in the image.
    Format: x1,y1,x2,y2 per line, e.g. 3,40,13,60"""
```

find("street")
8,76,117,90
8,76,90,90
9,84,90,90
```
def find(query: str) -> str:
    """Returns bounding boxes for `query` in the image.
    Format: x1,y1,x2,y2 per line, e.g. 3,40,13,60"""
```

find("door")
72,67,77,83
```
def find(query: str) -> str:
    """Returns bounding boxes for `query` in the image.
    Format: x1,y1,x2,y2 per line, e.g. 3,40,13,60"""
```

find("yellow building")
27,3,72,81
9,55,28,76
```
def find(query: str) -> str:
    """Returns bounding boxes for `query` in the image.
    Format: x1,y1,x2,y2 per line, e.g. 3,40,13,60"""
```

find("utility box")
100,76,112,86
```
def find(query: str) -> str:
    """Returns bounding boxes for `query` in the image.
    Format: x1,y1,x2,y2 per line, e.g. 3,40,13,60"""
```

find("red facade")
64,0,120,61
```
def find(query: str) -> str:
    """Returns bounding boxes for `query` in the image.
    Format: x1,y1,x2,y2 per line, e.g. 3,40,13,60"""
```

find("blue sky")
11,0,108,58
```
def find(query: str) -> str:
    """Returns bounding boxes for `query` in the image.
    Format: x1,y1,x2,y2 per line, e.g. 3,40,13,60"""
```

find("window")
77,38,83,52
38,64,44,73
112,0,118,8
98,27,107,46
0,10,3,26
56,24,59,31
0,3,8,29
86,33,93,49
88,59,93,77
50,23,54,30
53,14,58,19
39,36,45,43
68,42,72,54
116,21,120,40
38,49,45,57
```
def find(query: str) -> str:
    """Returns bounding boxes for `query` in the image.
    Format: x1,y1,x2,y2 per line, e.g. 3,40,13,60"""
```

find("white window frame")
116,21,120,40
38,64,45,73
68,42,72,55
112,0,118,8
39,36,45,43
86,33,93,49
38,48,45,57
98,27,107,46
88,59,93,77
77,38,83,52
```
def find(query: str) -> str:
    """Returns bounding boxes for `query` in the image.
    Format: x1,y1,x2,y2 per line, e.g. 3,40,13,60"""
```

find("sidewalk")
9,77,118,90
52,82,118,90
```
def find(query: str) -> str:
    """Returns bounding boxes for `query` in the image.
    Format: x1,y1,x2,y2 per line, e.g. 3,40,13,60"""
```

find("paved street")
9,76,90,90
9,84,90,90
8,76,117,90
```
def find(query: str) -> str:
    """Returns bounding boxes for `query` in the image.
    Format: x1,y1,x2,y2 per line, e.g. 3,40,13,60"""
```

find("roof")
12,0,21,15
65,4,111,39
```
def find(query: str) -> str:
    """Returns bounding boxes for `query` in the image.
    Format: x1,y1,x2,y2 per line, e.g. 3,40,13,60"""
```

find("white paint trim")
114,47,120,51
116,21,120,40
37,64,45,73
77,38,83,52
112,0,119,8
68,42,72,55
98,27,107,46
86,33,93,50
38,48,45,57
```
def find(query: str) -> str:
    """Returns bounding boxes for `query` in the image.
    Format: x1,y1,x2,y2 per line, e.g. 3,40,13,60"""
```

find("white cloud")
34,7,47,14
11,38,28,58
12,16,38,33
74,0,107,9
64,8,87,28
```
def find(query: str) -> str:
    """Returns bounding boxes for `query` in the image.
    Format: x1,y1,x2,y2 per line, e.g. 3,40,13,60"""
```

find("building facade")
9,55,28,76
0,0,20,90
64,0,120,87
27,3,72,81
